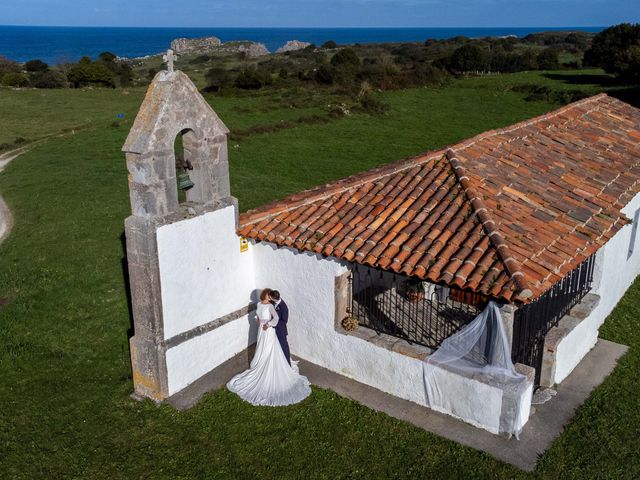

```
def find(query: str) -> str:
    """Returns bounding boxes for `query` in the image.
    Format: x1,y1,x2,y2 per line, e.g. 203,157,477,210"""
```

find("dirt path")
0,126,90,246
0,147,27,244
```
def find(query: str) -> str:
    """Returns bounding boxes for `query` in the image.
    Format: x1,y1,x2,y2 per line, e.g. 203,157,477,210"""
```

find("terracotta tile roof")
238,94,640,302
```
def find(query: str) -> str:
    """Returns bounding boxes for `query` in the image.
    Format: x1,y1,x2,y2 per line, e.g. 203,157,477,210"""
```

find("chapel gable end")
123,70,232,218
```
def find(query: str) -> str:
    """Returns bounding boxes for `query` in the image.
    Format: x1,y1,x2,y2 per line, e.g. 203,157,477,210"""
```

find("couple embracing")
227,289,311,406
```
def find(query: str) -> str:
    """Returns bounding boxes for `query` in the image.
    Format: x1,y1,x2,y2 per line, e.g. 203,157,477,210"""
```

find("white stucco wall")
427,366,503,433
155,212,531,432
252,242,528,434
553,192,640,384
165,314,257,395
253,242,431,404
157,206,255,340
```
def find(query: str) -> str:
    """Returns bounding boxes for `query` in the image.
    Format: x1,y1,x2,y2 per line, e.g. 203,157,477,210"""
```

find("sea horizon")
0,25,606,64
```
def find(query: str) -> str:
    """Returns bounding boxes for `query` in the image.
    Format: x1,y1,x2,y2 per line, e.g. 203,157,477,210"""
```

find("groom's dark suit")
273,299,291,365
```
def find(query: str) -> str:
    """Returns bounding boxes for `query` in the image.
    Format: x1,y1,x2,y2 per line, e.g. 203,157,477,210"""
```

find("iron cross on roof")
163,49,177,72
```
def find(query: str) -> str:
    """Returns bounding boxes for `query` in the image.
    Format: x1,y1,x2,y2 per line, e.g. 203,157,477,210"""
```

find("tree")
446,45,490,73
584,23,640,81
96,53,131,87
327,48,361,87
117,63,133,87
537,49,560,70
25,59,49,72
98,51,117,63
515,50,539,71
322,40,337,49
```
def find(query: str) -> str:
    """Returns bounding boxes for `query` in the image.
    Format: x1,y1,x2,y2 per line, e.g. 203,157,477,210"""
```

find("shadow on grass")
542,72,640,107
542,72,620,86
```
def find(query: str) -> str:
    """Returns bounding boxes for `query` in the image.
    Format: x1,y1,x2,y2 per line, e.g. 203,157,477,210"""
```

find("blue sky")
0,0,637,28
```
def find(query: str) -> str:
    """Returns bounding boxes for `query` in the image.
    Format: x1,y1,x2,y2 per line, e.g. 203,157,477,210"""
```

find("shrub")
391,43,428,64
205,67,233,91
1,72,30,88
190,54,211,64
584,23,640,81
67,60,116,88
331,48,361,67
25,59,49,72
0,55,20,75
412,64,449,86
322,40,337,49
357,92,389,115
234,69,269,89
314,64,334,84
30,70,67,88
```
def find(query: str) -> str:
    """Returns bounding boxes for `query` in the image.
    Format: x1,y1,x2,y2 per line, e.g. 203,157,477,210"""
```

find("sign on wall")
240,237,249,253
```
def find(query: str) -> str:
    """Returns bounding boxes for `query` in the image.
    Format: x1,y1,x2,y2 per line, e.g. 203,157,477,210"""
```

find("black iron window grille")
348,264,483,349
512,253,596,386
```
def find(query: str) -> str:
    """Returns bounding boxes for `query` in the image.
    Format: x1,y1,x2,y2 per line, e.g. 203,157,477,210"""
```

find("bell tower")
122,61,237,401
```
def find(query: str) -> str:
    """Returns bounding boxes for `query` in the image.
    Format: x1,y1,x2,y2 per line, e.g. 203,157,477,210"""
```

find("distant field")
1,69,639,478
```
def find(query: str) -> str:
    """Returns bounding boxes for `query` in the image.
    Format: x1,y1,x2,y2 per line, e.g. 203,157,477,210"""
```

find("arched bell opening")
174,128,197,204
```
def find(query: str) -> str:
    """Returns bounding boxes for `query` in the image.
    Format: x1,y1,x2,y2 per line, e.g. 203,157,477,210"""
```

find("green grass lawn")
1,70,639,478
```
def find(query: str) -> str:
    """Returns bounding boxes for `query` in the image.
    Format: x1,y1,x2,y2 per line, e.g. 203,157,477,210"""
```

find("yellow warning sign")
240,237,249,253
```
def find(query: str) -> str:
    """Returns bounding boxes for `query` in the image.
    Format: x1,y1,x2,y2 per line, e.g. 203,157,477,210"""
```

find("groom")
268,290,290,365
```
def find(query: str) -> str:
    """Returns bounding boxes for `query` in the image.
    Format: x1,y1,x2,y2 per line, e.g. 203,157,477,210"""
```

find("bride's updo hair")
260,288,272,301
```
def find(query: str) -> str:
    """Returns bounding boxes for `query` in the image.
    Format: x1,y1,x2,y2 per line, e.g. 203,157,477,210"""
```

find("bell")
177,170,195,191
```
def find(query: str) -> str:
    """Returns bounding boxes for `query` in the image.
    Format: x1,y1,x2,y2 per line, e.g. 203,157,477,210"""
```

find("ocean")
0,26,605,64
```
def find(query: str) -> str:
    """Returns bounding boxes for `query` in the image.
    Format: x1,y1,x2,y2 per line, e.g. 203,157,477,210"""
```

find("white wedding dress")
227,302,311,406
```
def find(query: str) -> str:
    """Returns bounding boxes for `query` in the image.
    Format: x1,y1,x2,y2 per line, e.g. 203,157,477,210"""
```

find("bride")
227,288,311,406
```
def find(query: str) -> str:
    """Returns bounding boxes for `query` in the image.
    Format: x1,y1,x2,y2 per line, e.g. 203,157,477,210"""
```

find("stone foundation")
539,293,601,388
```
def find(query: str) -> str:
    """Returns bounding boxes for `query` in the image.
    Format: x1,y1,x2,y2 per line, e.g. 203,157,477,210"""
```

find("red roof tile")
238,94,640,303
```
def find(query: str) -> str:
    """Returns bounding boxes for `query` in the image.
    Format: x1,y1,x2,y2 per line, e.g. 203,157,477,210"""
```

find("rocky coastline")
120,36,318,62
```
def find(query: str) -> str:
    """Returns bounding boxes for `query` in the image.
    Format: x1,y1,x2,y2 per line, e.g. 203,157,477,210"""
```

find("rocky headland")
169,36,269,57
170,36,222,54
276,40,312,53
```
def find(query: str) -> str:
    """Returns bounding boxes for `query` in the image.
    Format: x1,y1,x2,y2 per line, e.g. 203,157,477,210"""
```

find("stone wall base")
540,293,601,388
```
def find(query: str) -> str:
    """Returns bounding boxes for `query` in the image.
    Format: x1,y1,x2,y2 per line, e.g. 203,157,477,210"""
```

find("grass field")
1,70,639,478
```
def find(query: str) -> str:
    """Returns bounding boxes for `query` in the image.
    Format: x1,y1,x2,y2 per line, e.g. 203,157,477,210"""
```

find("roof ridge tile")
445,149,533,300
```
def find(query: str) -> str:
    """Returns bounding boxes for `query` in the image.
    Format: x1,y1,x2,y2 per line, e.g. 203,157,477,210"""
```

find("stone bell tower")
123,59,238,402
